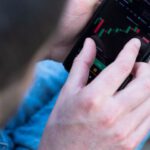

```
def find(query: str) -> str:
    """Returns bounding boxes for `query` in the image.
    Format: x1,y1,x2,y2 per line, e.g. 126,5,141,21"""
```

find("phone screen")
64,0,150,82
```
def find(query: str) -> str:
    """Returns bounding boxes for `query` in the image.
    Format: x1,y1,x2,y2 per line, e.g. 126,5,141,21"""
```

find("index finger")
86,38,141,97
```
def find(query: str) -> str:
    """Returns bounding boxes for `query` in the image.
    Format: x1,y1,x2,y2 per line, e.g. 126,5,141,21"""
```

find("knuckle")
117,61,131,74
80,95,99,113
100,101,122,127
103,75,117,86
74,55,91,68
112,129,127,142
100,113,115,127
73,56,82,65
142,77,150,91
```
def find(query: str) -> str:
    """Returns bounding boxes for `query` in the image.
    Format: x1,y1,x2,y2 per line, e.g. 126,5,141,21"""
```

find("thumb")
66,38,96,89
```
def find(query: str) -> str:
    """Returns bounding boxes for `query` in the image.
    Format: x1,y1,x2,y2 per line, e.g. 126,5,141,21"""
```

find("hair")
0,0,65,90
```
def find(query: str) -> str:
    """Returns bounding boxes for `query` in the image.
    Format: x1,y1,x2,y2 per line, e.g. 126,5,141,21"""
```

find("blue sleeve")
6,60,68,128
0,130,14,150
4,60,68,150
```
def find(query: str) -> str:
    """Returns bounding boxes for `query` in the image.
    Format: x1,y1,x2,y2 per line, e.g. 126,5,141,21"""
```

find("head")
0,0,66,127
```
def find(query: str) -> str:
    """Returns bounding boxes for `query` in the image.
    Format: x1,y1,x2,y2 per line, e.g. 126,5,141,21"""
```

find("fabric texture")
4,60,68,150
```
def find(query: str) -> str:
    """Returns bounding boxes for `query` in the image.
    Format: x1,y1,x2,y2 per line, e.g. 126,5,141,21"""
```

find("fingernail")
84,38,90,44
83,38,91,49
132,38,141,49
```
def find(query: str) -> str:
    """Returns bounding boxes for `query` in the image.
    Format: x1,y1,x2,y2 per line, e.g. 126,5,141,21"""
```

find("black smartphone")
64,0,150,88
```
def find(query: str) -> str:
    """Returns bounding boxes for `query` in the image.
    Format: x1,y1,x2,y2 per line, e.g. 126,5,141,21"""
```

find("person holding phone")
40,0,150,149
0,0,149,149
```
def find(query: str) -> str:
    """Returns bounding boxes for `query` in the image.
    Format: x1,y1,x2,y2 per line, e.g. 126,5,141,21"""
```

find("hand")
39,38,150,150
42,0,102,61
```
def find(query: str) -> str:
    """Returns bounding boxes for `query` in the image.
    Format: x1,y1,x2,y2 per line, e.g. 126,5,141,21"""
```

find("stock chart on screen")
88,0,150,80
64,0,150,82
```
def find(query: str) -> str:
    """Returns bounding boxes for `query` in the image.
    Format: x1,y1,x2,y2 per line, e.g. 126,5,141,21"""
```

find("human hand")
40,38,150,150
43,0,102,61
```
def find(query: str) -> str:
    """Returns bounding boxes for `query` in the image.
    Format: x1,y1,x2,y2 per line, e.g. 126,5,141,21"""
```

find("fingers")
133,62,150,77
109,97,150,141
113,74,150,115
86,38,141,97
104,97,150,149
65,38,96,89
93,72,150,127
112,61,150,116
120,116,150,150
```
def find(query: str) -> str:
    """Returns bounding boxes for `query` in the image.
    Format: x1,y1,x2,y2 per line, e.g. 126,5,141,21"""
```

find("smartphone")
64,0,150,88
